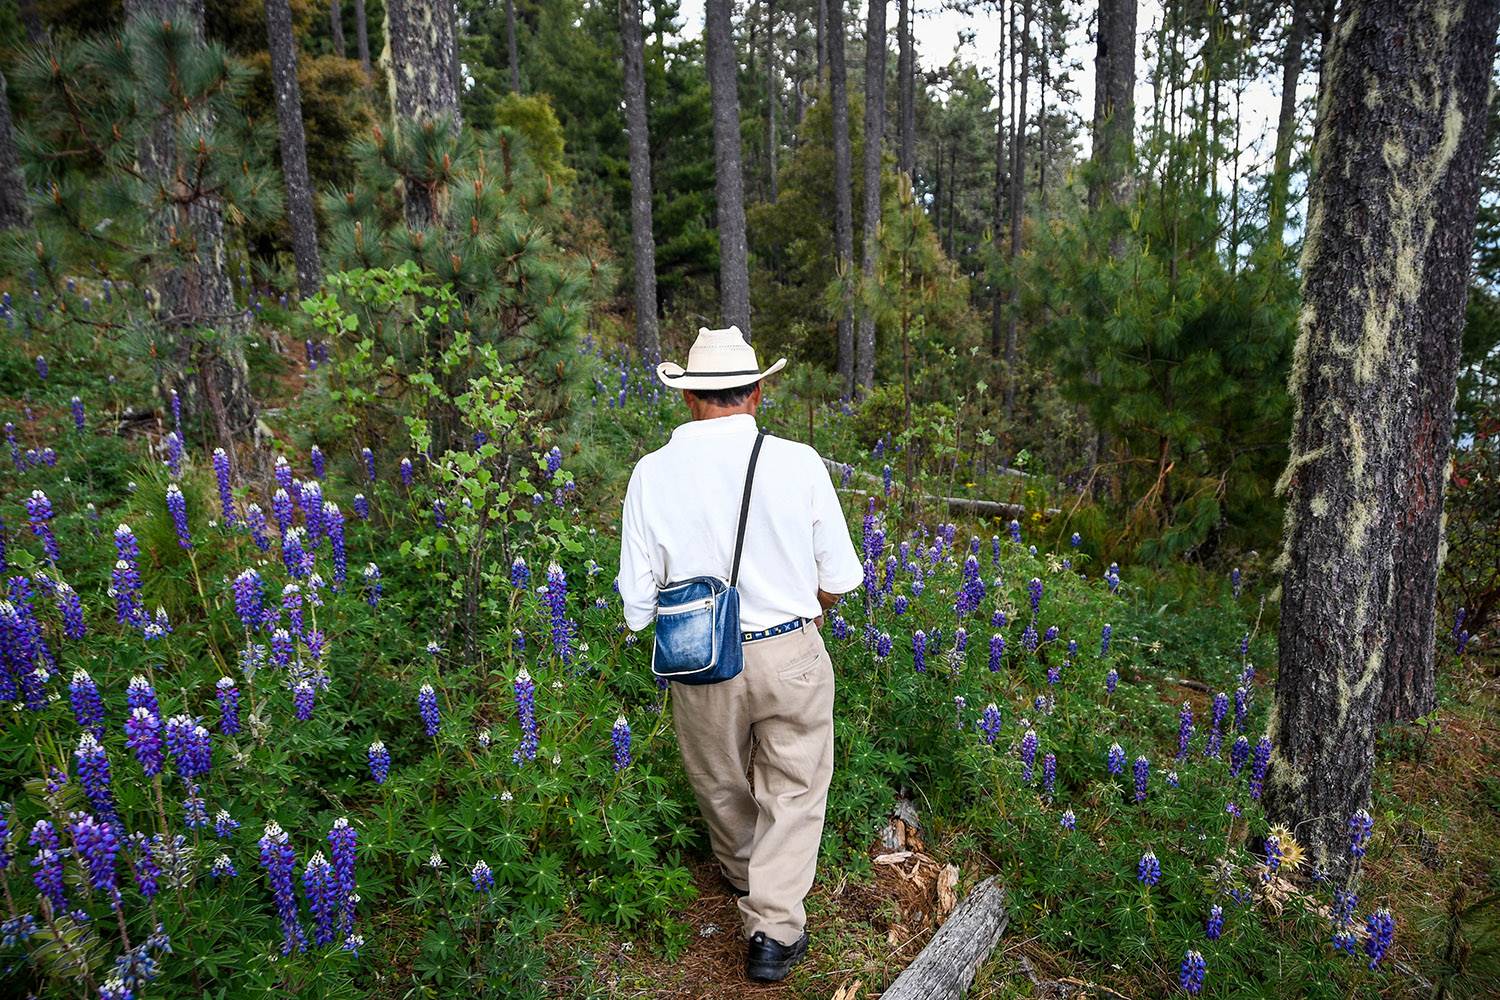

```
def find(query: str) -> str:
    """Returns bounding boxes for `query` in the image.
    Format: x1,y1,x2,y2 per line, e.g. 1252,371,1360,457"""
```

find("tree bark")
17,0,44,45
620,0,660,360
1002,0,1031,423
1088,0,1137,212
330,0,347,57
0,71,30,229
766,0,778,202
816,0,827,85
705,0,752,338
506,0,520,92
354,0,372,72
855,0,886,391
829,0,854,391
990,7,1008,358
1268,0,1307,250
124,0,257,445
266,0,324,300
385,0,462,228
1266,0,1499,871
897,0,915,178
880,877,1009,1000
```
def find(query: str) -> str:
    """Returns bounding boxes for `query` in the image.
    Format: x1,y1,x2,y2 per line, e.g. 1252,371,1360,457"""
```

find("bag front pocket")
653,594,718,675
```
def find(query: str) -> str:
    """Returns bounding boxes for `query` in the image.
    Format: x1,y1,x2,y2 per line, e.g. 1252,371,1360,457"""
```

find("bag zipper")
657,596,714,615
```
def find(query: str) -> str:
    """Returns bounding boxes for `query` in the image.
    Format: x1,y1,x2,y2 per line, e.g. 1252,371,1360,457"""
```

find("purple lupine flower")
293,681,315,721
893,595,908,616
1105,563,1121,593
1179,950,1205,994
75,732,117,822
1027,577,1043,615
1349,809,1374,859
25,491,60,563
71,396,85,432
1233,687,1249,732
1137,850,1161,886
259,822,307,954
510,557,530,589
1231,567,1242,598
363,563,382,607
400,457,414,486
1060,809,1076,831
361,448,376,483
418,683,440,737
34,355,47,379
165,484,191,549
169,388,181,430
1021,622,1039,652
282,527,308,578
143,605,172,642
214,809,240,839
310,445,326,480
327,818,358,938
210,854,237,880
513,668,538,763
874,630,893,659
955,556,986,616
303,851,339,947
1206,692,1229,758
212,448,236,525
270,627,295,669
1206,904,1224,940
351,492,370,520
128,832,161,899
70,669,105,735
181,781,208,830
68,812,120,894
300,481,324,542
1100,623,1112,656
324,503,347,586
126,674,157,715
1009,519,1021,544
1248,737,1271,799
952,695,966,730
233,569,264,630
1133,756,1150,802
912,630,927,673
1020,729,1038,782
1107,742,1125,775
882,464,893,496
471,860,495,893
30,831,68,912
979,703,1002,745
1105,668,1118,693
51,582,85,640
1176,702,1194,759
271,488,295,535
544,562,575,664
1331,890,1359,956
1042,625,1059,645
1364,909,1394,969
209,677,240,736
1042,753,1057,797
368,741,389,784
124,707,164,777
162,430,184,479
431,498,446,528
164,715,212,779
1046,664,1061,687
987,633,1005,672
1229,736,1250,778
610,714,632,772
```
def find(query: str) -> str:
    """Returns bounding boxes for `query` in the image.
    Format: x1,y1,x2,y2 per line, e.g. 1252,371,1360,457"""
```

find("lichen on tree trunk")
1266,0,1498,873
704,0,751,339
384,0,462,229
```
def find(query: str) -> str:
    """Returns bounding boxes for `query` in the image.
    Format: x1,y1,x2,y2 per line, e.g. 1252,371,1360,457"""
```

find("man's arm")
616,466,659,631
809,450,865,623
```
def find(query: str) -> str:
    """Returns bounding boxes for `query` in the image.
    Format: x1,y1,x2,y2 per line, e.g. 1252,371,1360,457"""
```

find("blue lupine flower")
1042,625,1058,644
324,818,359,938
1233,687,1249,732
50,581,84,640
274,455,294,495
272,488,295,535
68,812,120,894
1176,702,1193,759
212,449,236,525
35,355,46,379
351,493,370,521
75,732,118,823
1133,755,1150,802
210,854,238,880
1166,770,1179,788
214,809,240,839
300,481,324,542
611,714,632,772
324,503,347,586
143,605,172,641
952,695,966,730
361,447,376,483
165,484,191,549
1348,809,1374,859
417,683,440,737
258,822,307,954
875,631,893,659
893,595,908,616
545,562,577,664
1206,692,1229,758
25,491,60,563
1009,519,1021,544
233,569,264,630
1105,563,1120,593
546,445,564,477
1060,809,1076,831
432,498,446,528
471,860,495,893
164,715,212,779
978,703,1002,744
1027,577,1043,614
1249,737,1271,799
1107,742,1125,775
271,627,295,668
1231,567,1242,598
912,630,927,673
1178,950,1205,994
1021,622,1038,652
1137,850,1161,886
1264,836,1284,881
363,563,382,608
294,681,315,721
125,707,164,777
1363,909,1394,969
71,396,85,432
128,832,161,899
1070,532,1081,548
1331,890,1359,955
400,457,413,486
1206,904,1224,940
368,741,390,784
988,633,1004,671
955,556,986,616
513,669,539,763
70,670,105,736
882,464,893,495
511,557,530,589
30,824,67,912
1042,753,1056,797
303,851,339,947
282,527,308,579
1229,736,1250,778
310,445,326,480
1100,623,1112,656
1020,729,1038,782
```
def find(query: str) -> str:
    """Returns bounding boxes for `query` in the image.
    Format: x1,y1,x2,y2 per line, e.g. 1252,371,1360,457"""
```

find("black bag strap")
730,430,767,588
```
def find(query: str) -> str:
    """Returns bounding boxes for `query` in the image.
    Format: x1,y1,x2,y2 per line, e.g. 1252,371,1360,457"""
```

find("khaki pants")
670,620,834,945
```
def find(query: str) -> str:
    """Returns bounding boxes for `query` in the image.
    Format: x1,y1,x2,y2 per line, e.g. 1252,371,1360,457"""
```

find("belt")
742,617,808,643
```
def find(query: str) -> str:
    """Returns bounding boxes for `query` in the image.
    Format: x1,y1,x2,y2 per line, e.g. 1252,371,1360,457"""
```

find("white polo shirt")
617,413,864,632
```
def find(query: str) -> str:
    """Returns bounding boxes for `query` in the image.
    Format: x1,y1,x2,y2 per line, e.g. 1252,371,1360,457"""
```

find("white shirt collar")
669,413,757,441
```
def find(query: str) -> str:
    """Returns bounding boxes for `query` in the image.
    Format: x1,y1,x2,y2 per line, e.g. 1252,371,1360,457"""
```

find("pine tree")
1266,0,1499,868
828,0,854,388
705,0,751,336
330,0,347,57
620,0,660,359
0,70,29,229
266,0,324,298
855,0,886,391
355,0,373,72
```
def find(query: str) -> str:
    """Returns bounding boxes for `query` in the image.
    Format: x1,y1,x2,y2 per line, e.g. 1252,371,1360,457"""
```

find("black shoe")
746,929,809,983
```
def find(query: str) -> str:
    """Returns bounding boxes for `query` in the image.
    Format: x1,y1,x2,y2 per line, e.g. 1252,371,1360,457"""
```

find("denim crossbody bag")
650,430,767,685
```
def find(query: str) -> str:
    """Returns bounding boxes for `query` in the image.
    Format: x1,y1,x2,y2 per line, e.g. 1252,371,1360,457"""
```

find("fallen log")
823,457,1061,520
880,876,1008,1000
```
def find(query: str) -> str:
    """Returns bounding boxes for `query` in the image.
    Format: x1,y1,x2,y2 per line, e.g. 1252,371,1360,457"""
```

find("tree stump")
881,876,1008,1000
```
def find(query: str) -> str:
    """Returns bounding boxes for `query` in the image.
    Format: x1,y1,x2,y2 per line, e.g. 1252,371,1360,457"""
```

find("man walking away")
616,326,863,982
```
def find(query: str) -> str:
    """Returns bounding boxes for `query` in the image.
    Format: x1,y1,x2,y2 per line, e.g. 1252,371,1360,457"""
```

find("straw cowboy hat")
656,326,787,392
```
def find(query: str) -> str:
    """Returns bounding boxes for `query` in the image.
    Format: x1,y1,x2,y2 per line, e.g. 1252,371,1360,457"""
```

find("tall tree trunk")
354,0,372,72
1267,0,1306,250
766,0,779,202
705,0,752,337
855,0,886,391
266,0,324,300
897,0,915,177
989,9,1008,358
0,71,30,229
1002,0,1030,423
506,0,521,92
17,0,44,44
620,0,660,360
829,0,854,387
1037,8,1047,207
124,0,257,447
817,0,827,84
1089,0,1137,212
1266,0,1498,871
330,0,347,57
385,0,462,228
